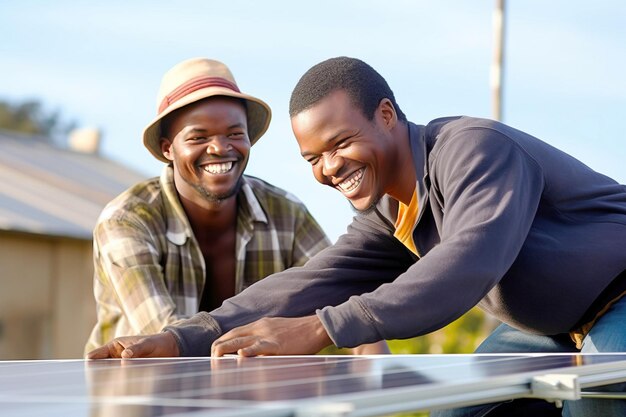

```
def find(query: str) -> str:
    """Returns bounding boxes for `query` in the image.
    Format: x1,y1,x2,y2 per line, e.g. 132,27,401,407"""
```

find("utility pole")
491,0,506,121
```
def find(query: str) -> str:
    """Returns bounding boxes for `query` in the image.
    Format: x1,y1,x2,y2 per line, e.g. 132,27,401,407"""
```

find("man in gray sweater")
90,57,626,416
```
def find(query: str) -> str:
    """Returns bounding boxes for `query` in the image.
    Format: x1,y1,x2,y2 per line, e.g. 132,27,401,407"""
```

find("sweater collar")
407,122,430,224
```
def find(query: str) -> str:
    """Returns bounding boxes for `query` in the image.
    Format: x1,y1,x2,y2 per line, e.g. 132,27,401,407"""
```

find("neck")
179,194,238,236
388,122,416,205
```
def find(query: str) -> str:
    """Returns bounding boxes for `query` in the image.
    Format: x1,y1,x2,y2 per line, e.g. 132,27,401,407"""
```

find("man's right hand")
87,331,180,359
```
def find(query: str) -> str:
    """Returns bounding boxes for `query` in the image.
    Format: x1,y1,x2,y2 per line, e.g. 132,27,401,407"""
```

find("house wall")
0,232,96,359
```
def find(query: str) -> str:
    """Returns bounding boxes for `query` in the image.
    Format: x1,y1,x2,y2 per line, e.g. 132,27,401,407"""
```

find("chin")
196,178,243,202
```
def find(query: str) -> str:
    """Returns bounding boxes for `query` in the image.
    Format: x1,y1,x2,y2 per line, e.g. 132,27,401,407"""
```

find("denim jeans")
430,296,626,417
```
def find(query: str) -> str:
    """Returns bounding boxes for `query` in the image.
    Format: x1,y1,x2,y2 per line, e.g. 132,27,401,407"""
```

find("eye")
335,137,351,149
305,156,320,166
187,136,206,142
228,131,246,139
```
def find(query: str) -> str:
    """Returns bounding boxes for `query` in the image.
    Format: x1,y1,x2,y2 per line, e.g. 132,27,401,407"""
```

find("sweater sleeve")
319,126,545,347
166,206,415,356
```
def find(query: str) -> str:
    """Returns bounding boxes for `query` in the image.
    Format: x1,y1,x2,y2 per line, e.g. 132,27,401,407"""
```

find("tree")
320,308,497,355
0,98,76,144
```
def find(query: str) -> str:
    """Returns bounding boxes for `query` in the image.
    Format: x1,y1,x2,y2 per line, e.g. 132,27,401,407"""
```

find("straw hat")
143,58,272,162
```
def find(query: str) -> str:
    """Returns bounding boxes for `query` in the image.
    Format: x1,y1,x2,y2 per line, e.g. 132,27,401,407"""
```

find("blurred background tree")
387,308,496,354
0,98,76,145
321,308,497,356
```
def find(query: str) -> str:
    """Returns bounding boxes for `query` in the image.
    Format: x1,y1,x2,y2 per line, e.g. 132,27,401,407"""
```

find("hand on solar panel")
211,315,333,357
86,332,180,359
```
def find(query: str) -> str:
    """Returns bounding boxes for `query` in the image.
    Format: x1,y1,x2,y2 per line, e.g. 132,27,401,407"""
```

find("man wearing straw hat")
85,58,388,355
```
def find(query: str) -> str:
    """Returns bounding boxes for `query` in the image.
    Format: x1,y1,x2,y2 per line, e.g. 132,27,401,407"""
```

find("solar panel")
1,353,625,417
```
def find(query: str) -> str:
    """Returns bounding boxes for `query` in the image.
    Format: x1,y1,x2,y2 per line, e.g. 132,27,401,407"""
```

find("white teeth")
338,169,364,192
204,161,233,174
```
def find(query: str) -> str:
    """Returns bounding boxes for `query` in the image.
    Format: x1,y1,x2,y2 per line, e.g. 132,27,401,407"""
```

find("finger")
217,325,252,341
238,339,279,357
124,332,180,358
212,336,258,357
87,344,116,359
121,339,162,358
110,339,135,358
88,338,129,359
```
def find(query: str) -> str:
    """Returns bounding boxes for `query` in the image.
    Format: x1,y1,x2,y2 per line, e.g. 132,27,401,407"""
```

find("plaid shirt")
85,165,329,354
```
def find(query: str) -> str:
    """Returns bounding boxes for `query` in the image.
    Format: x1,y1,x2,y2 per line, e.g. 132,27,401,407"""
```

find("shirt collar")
159,165,268,246
239,178,269,224
160,165,192,245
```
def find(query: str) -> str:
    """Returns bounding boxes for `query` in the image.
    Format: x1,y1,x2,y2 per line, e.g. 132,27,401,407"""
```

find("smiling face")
291,89,402,212
160,97,250,206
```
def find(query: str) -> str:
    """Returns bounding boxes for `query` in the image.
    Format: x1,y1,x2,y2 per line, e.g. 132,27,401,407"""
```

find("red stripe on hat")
158,76,241,113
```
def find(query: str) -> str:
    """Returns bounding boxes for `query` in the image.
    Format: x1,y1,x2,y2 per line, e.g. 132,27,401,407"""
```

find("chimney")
68,127,101,154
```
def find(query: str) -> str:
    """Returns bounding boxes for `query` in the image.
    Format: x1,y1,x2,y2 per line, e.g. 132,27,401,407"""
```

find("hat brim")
143,87,271,162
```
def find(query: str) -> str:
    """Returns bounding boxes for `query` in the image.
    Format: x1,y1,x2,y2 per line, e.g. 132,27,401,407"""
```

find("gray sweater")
166,116,626,356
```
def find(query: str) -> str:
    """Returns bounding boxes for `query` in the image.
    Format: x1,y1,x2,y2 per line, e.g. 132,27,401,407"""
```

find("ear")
377,98,398,131
160,138,174,161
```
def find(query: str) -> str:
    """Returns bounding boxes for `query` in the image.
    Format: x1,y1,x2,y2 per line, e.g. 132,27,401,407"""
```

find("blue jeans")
430,296,626,417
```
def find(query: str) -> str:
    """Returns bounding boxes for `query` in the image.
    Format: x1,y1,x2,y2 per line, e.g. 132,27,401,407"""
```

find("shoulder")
428,116,501,141
98,176,164,224
427,116,531,148
425,116,538,163
243,175,308,211
424,117,545,191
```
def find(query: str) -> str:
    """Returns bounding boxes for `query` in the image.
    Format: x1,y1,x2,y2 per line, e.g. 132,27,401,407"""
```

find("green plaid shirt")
85,165,330,354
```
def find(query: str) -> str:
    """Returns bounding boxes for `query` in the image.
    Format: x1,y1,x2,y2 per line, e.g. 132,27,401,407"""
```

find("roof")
0,129,149,240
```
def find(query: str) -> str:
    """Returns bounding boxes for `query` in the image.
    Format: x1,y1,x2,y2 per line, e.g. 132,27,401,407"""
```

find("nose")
321,153,343,177
206,136,231,155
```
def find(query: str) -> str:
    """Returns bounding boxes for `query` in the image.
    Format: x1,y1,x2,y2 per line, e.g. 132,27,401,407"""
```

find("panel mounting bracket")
531,373,581,407
296,402,355,417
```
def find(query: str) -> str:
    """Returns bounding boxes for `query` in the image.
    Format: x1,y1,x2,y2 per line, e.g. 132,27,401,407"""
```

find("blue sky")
2,1,625,242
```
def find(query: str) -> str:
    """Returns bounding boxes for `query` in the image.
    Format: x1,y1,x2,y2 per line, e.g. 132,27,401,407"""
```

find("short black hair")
289,56,406,122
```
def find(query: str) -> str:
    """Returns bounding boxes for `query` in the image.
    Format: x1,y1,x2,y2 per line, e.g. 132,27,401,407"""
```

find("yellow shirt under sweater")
393,189,419,256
